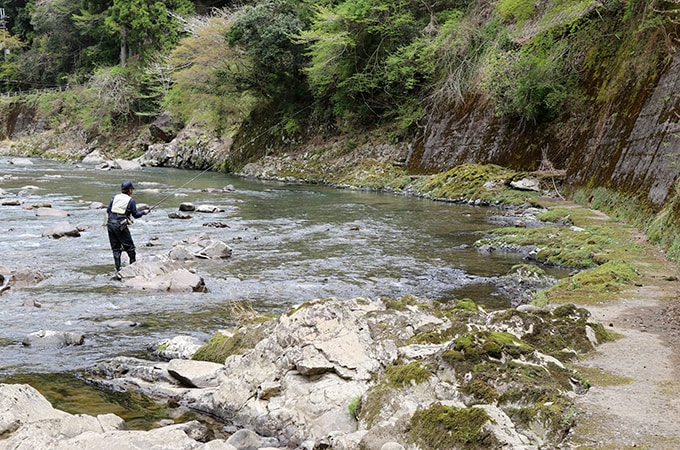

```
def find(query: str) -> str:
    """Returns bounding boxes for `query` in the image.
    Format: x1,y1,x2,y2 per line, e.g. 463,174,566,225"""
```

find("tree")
72,0,120,71
297,0,426,123
227,0,308,101
105,0,194,66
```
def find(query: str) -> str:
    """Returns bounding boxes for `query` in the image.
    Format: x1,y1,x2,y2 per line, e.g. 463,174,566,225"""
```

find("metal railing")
1,84,79,97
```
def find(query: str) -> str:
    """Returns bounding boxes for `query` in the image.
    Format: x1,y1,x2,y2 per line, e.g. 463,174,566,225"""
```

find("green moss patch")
504,395,576,442
454,330,535,362
413,164,539,205
573,366,634,387
192,322,273,363
536,208,575,225
476,224,621,269
360,361,433,428
384,361,432,388
409,404,497,449
537,261,640,305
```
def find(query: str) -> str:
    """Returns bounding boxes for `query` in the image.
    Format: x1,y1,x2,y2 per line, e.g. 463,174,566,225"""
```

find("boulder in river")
195,204,224,213
118,256,207,293
169,233,232,260
35,207,69,218
42,221,81,238
82,150,106,164
168,212,192,219
9,157,33,165
22,330,85,347
148,335,204,360
1,266,48,289
114,158,144,171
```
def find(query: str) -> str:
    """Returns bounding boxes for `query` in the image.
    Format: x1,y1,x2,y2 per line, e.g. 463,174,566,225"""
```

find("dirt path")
565,232,680,449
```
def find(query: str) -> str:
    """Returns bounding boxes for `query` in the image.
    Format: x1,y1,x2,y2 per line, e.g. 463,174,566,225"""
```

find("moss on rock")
408,404,498,449
538,261,640,305
413,164,539,205
192,320,274,363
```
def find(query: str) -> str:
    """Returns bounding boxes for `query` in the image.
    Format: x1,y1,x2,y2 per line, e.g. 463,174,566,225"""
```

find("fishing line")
147,103,314,211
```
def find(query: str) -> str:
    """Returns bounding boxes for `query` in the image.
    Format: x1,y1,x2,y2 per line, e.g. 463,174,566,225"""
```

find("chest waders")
107,194,136,273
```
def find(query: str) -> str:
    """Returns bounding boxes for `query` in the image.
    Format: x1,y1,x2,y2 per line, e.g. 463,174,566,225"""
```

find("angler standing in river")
106,180,150,278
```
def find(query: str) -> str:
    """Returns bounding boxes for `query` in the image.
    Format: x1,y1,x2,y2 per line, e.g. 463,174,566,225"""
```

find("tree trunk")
119,26,128,67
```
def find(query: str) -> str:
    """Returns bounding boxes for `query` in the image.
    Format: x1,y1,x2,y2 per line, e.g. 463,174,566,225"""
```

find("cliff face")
408,5,680,212
0,98,44,141
409,53,680,209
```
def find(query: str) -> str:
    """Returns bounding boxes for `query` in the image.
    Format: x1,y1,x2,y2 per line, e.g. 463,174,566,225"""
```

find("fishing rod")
147,163,218,211
146,103,314,212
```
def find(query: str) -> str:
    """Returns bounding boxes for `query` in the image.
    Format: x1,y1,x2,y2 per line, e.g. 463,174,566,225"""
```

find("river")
0,157,561,424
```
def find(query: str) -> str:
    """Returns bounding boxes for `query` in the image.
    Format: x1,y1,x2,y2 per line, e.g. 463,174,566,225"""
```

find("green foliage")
227,0,309,102
482,35,578,123
298,0,427,124
426,14,508,114
15,0,82,84
105,0,194,66
347,395,361,420
496,0,536,25
162,12,257,136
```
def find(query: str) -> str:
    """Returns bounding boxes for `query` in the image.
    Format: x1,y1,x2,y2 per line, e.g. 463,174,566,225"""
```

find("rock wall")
0,98,45,141
409,47,680,211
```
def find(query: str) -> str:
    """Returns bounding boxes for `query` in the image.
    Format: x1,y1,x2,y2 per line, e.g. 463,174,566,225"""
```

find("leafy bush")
298,0,427,125
481,33,578,123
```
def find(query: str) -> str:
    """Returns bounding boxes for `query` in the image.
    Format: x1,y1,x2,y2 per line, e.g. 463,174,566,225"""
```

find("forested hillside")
3,0,676,150
4,0,680,242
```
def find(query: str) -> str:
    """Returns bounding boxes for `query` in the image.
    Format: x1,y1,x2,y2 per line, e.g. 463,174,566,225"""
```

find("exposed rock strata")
82,297,605,449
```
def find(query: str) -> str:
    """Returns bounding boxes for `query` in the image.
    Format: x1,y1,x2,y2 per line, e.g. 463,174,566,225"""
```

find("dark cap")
121,180,134,191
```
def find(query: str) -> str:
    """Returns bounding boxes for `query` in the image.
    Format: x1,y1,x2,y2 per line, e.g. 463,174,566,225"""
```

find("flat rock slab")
167,359,225,388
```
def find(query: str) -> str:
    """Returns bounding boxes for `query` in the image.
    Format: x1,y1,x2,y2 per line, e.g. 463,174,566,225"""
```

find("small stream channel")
0,157,566,429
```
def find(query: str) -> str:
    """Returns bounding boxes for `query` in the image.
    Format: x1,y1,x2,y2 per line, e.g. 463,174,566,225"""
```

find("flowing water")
0,157,564,425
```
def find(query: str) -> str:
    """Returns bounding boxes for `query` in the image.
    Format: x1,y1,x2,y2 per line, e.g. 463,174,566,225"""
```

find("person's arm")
127,198,148,218
106,197,113,214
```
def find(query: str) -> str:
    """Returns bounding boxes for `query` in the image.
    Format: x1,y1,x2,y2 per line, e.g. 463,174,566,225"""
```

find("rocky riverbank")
3,160,680,448
2,293,607,449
